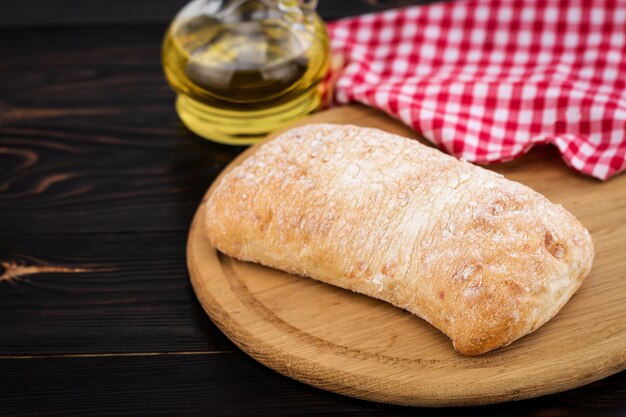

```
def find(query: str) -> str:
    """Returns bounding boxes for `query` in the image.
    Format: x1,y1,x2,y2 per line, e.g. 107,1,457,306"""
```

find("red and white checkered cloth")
326,0,626,180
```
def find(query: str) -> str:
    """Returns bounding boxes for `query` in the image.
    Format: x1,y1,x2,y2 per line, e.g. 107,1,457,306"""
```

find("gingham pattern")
327,0,626,180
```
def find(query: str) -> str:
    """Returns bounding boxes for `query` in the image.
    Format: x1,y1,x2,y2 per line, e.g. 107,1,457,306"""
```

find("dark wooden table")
1,3,625,416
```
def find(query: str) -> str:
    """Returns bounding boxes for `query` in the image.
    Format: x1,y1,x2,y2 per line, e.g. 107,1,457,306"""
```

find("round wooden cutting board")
187,105,626,407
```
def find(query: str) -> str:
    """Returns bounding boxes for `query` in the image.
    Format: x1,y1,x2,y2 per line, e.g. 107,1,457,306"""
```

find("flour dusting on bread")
205,124,594,355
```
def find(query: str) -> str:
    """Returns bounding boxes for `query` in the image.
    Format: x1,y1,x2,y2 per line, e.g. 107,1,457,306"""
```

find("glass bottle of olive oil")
162,0,329,145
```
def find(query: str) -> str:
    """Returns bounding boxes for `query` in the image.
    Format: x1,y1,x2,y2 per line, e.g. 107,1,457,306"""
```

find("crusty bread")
205,124,594,355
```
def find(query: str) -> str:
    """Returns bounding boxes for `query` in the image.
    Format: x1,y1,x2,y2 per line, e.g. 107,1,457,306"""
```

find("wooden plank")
1,354,625,416
0,233,234,354
0,0,418,28
0,26,240,355
0,129,238,234
0,25,241,235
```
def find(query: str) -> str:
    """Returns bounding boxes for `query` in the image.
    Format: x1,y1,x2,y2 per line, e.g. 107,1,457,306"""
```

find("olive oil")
162,2,329,144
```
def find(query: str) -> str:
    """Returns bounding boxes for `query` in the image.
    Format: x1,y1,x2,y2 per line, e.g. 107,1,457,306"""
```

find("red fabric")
326,0,626,180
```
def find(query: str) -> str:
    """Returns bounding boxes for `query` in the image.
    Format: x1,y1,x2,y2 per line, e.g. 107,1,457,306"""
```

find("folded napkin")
327,0,626,180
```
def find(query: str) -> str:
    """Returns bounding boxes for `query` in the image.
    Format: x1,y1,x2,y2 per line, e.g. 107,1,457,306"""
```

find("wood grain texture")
0,233,237,355
1,354,624,417
0,0,428,27
188,105,626,406
0,25,242,236
1,23,624,416
0,25,238,356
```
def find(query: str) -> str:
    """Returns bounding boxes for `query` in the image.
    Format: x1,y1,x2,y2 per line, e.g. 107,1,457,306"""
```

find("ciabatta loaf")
205,124,594,355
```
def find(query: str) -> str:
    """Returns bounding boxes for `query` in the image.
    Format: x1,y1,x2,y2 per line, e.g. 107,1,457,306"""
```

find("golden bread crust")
205,124,594,355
